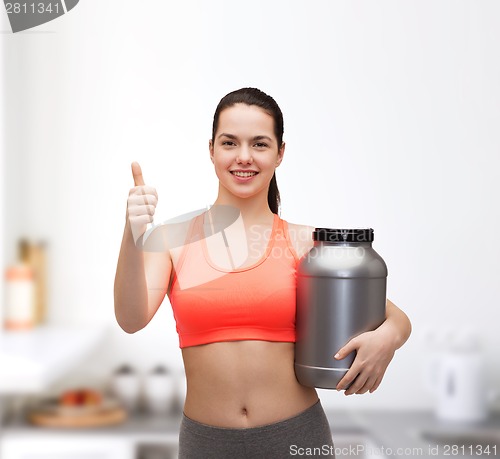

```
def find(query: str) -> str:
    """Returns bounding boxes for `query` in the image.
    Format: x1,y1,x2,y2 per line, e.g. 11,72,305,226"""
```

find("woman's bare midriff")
181,340,319,428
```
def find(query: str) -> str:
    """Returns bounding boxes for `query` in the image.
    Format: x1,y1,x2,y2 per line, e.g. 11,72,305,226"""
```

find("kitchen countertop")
2,407,500,458
326,409,500,459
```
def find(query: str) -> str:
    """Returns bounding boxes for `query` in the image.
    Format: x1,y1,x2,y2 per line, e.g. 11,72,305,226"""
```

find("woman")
114,88,412,458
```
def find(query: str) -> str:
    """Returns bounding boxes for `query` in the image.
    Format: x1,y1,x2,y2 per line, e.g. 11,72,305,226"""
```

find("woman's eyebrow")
218,133,273,142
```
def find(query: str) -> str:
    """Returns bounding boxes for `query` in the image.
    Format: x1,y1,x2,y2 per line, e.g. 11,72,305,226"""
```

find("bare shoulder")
285,221,315,260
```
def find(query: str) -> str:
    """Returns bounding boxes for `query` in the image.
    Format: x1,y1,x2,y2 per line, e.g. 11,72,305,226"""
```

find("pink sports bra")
168,213,300,348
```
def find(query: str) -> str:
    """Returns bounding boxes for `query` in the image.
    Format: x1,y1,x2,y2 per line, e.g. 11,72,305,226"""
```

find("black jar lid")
313,228,374,243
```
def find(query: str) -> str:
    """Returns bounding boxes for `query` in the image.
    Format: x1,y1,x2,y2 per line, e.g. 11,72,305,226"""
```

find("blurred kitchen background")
1,1,500,458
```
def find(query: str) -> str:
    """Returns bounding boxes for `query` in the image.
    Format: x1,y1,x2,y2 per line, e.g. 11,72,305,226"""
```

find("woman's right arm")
114,162,172,334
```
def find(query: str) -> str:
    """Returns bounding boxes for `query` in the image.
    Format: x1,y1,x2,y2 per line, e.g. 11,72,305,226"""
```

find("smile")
230,171,259,177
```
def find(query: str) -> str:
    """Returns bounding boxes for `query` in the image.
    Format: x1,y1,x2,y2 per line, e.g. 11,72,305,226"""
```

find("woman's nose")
236,147,253,164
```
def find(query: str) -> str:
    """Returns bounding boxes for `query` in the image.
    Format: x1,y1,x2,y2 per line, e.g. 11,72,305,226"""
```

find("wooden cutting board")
27,405,128,428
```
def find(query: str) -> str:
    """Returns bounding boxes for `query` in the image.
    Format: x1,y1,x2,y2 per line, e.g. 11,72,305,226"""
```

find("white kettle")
424,330,497,423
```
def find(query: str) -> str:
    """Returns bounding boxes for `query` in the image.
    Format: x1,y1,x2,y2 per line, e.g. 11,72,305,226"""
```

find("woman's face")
209,103,285,202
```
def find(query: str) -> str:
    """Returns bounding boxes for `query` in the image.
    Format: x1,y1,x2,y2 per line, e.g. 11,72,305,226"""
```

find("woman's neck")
212,186,275,224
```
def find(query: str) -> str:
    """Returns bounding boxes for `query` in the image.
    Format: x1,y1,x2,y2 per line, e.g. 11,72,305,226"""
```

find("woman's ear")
209,139,214,163
276,141,285,167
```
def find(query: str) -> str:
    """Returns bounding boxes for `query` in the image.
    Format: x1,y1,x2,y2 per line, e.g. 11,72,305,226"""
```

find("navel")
241,407,248,417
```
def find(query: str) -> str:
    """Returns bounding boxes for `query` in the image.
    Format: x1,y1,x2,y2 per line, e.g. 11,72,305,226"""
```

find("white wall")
2,0,499,410
0,37,4,335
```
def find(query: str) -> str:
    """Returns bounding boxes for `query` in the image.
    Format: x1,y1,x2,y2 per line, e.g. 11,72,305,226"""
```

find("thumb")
131,161,145,186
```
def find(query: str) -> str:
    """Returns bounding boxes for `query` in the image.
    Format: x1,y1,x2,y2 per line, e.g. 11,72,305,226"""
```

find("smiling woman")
114,87,411,459
209,102,285,210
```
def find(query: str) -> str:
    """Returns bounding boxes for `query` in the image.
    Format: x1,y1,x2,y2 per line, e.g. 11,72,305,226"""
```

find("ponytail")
268,172,280,215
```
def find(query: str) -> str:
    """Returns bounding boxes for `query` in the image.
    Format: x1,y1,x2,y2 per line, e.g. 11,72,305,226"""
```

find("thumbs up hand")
127,162,158,245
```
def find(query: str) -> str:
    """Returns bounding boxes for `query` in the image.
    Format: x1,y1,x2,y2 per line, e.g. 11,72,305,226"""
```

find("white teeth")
232,171,257,177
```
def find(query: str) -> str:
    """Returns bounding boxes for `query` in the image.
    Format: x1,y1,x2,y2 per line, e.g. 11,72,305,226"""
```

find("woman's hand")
127,162,158,245
333,327,397,395
334,299,411,395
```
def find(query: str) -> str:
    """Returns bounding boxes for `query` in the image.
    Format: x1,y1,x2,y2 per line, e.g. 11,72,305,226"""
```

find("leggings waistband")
181,399,324,441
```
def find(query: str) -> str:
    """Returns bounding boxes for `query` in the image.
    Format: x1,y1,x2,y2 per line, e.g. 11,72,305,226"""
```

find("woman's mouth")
230,170,259,181
231,171,258,177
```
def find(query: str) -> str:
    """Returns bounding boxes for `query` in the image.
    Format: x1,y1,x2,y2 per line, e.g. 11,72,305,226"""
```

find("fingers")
127,204,156,218
347,374,377,396
336,366,358,392
337,367,386,395
369,374,384,393
337,368,373,395
131,161,145,186
128,186,158,216
128,190,158,206
334,337,359,360
334,330,391,395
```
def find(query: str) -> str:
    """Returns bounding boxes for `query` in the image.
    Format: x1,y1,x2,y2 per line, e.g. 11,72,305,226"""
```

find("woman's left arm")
334,299,412,395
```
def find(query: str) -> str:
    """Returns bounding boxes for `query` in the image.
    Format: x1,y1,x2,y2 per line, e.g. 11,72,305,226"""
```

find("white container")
434,350,488,422
4,263,35,330
111,367,141,413
424,330,497,423
143,366,175,415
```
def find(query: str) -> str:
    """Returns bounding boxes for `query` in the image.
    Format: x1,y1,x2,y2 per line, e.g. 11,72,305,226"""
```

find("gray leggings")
178,399,335,459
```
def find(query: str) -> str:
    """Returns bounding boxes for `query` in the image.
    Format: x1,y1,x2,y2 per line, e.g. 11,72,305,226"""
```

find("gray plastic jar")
294,228,388,389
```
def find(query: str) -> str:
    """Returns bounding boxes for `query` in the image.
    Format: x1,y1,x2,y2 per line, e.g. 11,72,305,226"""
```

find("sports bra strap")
281,219,300,263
